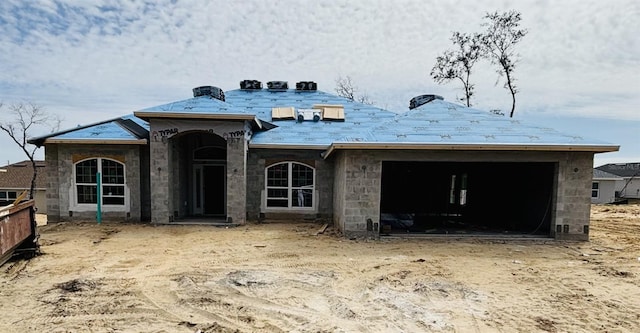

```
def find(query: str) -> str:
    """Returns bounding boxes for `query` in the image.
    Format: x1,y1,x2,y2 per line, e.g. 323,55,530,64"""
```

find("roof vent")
267,81,288,91
296,81,317,91
240,80,262,90
193,86,225,101
297,109,322,122
409,94,443,109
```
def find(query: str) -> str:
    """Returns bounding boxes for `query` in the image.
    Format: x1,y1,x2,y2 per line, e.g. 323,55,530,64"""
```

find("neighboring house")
29,80,619,240
595,163,640,199
0,160,47,213
591,169,624,204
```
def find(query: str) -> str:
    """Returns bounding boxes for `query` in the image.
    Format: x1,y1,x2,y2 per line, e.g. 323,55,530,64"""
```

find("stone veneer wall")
554,152,594,240
332,151,381,238
148,119,249,224
225,128,248,224
332,151,347,232
149,131,170,223
139,145,151,221
45,144,60,222
44,144,143,222
246,149,334,220
332,149,595,240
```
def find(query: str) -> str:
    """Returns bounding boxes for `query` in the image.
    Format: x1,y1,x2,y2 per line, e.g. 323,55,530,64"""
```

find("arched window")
265,162,315,209
193,145,226,161
75,158,126,205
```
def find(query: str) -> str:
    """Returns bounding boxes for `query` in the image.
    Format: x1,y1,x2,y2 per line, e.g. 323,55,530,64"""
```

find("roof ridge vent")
409,94,443,109
296,81,317,91
267,81,288,91
193,86,225,101
240,80,262,90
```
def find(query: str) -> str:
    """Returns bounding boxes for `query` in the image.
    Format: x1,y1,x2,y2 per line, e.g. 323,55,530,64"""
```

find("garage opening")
380,162,556,237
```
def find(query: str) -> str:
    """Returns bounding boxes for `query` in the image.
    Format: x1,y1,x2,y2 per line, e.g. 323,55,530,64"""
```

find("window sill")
262,207,317,214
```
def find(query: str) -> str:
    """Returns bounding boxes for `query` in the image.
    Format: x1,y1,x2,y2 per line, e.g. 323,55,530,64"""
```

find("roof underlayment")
30,87,619,155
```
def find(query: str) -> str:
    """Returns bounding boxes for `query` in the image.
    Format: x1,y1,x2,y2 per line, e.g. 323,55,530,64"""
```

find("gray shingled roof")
0,160,46,189
593,169,623,180
596,163,640,177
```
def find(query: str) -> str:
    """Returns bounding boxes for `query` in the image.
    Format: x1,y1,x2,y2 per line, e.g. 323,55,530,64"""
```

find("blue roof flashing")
34,86,618,153
56,121,137,140
355,99,614,147
225,89,395,146
28,114,149,145
138,95,249,115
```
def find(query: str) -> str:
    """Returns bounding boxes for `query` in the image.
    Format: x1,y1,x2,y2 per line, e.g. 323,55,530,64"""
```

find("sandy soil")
1,205,639,333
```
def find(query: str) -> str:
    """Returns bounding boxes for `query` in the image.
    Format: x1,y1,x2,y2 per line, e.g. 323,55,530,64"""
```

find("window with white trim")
591,182,599,198
75,158,125,205
0,191,18,200
265,162,314,209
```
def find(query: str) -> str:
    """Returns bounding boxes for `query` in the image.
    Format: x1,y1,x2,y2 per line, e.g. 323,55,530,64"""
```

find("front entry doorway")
193,164,226,216
173,132,227,220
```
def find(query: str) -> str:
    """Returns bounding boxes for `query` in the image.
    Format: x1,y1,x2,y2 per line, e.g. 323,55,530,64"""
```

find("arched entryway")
172,131,227,219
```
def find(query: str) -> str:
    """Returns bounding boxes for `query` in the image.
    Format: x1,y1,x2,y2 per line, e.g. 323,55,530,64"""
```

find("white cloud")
1,0,638,164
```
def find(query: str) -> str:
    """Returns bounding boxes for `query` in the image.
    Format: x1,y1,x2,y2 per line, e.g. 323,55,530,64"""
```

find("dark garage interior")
380,161,556,236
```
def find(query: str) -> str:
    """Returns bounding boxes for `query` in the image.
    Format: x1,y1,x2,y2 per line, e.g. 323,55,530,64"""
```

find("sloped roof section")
134,94,265,130
135,95,256,120
225,89,395,148
322,99,619,157
593,169,624,180
0,160,46,190
29,114,149,146
32,83,620,156
596,163,640,177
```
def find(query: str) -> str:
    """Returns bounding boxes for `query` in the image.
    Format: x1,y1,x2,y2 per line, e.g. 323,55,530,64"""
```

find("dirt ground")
1,205,639,333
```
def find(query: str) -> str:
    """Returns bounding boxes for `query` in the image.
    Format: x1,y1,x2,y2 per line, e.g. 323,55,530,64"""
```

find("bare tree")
0,102,61,200
335,75,373,105
482,10,528,118
431,32,483,107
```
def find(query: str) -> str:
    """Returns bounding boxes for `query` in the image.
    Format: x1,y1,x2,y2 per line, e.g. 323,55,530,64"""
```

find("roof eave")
133,111,262,129
44,139,149,145
321,143,620,159
133,111,255,121
28,116,127,147
249,143,329,150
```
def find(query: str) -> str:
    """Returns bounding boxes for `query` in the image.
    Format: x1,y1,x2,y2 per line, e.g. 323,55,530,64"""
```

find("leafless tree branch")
0,102,61,200
335,75,373,105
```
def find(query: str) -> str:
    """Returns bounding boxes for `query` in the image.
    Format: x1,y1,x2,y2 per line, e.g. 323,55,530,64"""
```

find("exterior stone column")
225,133,247,224
337,151,382,238
150,134,171,223
554,152,594,240
45,144,61,222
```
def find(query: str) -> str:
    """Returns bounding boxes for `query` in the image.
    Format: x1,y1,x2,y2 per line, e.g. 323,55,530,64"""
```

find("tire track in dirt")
140,269,375,332
140,274,266,332
23,277,178,331
5,207,639,332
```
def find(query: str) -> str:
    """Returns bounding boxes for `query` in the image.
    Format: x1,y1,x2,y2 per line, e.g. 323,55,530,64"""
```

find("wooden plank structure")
0,198,38,266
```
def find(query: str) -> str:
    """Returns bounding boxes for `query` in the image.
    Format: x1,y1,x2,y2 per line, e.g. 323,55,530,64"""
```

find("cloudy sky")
1,0,638,167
